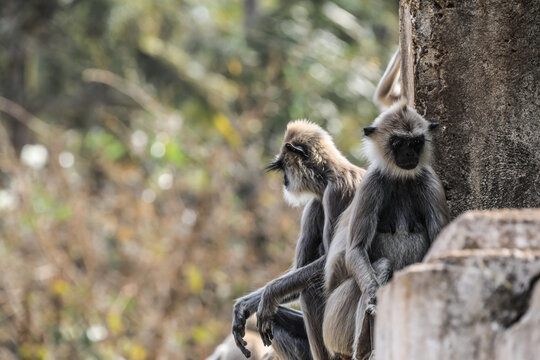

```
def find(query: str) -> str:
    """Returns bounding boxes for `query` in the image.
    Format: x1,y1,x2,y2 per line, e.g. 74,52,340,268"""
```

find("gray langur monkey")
232,120,365,360
373,48,402,109
322,102,450,360
207,316,272,360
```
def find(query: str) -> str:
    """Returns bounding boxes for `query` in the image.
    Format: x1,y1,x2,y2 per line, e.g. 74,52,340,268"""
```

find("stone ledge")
425,208,540,262
376,249,540,360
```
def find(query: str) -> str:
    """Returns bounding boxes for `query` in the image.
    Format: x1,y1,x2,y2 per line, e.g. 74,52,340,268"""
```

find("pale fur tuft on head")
362,101,435,179
276,119,353,199
284,119,333,149
285,119,346,162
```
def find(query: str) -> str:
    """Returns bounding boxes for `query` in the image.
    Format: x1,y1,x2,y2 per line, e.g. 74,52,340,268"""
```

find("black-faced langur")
232,120,365,360
322,102,450,360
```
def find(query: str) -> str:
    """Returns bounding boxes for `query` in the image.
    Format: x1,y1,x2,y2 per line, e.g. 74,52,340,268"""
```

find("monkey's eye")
390,138,403,148
285,143,308,158
411,135,425,148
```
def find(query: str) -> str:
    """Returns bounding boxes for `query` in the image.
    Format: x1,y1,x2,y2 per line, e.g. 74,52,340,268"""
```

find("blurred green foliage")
0,0,397,358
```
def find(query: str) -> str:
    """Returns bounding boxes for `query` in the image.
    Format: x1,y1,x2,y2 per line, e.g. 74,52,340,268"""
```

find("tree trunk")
2,2,31,151
400,0,540,219
374,3,540,359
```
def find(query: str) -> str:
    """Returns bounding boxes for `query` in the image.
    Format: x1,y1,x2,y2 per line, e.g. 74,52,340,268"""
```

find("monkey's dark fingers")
262,325,274,347
261,329,273,347
260,331,270,347
257,318,273,346
232,311,252,357
232,332,251,358
257,319,267,345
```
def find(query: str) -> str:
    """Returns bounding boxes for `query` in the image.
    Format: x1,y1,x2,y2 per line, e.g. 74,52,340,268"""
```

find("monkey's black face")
390,135,425,170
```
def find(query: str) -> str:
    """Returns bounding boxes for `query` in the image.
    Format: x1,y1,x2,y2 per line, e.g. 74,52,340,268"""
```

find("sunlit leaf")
104,140,127,161
18,343,47,360
54,204,72,222
192,325,211,345
129,344,147,360
227,59,242,76
107,313,124,335
165,140,187,167
186,265,204,295
84,128,126,161
213,113,242,149
52,279,70,296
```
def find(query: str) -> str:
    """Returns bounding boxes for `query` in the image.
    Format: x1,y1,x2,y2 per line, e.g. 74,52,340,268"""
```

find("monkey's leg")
270,306,313,360
301,284,331,360
352,258,392,360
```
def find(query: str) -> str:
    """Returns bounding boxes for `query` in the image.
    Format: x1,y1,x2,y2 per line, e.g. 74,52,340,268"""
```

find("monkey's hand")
364,287,378,316
256,295,277,347
232,301,252,358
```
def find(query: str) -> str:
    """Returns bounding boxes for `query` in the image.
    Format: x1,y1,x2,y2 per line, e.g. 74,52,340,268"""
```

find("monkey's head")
363,101,439,178
266,120,343,206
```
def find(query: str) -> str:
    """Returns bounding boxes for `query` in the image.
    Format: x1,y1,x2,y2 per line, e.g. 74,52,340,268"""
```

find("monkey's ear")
363,126,376,136
285,143,307,158
428,122,440,131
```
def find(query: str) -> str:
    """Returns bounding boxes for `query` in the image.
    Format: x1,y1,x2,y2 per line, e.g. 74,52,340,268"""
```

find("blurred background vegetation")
0,0,397,359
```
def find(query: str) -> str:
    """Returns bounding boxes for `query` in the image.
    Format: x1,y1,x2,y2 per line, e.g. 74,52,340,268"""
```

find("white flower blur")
21,144,49,170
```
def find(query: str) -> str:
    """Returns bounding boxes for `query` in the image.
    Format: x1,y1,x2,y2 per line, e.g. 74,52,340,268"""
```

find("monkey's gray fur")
232,120,365,360
323,102,450,359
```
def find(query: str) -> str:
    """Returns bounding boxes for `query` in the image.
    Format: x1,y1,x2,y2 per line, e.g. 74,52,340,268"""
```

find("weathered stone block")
495,280,540,360
426,209,540,261
375,250,540,360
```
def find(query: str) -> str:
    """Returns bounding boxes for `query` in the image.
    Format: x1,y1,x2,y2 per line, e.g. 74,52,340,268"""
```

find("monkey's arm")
322,182,357,252
232,200,324,357
256,256,326,345
232,278,299,357
345,177,383,305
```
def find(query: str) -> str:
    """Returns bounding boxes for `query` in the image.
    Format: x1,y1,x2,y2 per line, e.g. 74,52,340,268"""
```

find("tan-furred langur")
232,120,365,360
